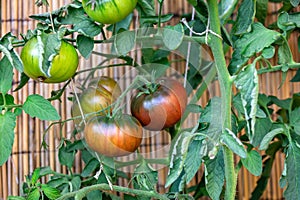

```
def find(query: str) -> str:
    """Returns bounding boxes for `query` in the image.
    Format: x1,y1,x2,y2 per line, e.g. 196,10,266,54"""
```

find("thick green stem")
56,183,169,200
207,1,236,200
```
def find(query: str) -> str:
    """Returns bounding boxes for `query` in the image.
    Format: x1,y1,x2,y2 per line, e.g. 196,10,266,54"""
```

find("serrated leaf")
241,150,262,176
229,23,281,73
283,140,300,199
23,94,60,121
259,128,284,150
136,0,155,17
232,0,256,35
184,139,204,183
0,56,14,95
27,188,40,200
221,129,247,158
204,149,225,200
133,159,158,191
31,168,41,185
41,184,61,200
59,5,102,37
0,112,16,166
77,35,94,59
114,31,136,56
162,24,184,50
234,63,259,142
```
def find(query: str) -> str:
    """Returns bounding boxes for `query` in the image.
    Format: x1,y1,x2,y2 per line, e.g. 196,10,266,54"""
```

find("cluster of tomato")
71,76,187,157
19,0,188,158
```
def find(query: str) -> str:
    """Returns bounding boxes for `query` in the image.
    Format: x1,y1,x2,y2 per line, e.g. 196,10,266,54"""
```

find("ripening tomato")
21,37,78,83
130,78,187,131
82,0,137,24
71,76,122,125
84,114,143,157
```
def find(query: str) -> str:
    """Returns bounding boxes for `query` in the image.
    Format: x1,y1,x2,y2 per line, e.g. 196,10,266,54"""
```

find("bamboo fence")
0,0,300,199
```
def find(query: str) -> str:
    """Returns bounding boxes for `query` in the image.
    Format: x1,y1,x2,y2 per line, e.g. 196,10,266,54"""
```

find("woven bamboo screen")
1,0,300,199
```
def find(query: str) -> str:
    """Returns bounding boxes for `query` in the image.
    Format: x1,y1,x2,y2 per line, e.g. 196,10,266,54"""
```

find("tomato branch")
207,0,236,199
56,183,169,200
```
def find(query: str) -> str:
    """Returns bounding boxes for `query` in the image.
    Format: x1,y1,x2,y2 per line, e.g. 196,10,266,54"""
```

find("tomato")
130,78,187,131
21,37,78,83
82,0,137,24
71,76,122,125
84,114,143,157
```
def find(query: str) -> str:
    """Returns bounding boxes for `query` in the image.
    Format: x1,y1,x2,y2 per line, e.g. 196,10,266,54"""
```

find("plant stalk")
207,0,236,199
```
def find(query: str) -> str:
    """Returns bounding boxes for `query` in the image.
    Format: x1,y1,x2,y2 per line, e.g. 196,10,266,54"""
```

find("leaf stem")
56,183,169,200
207,0,236,199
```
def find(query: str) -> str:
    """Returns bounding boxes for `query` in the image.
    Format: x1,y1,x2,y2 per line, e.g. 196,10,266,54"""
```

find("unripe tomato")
71,76,122,125
82,0,137,24
84,114,143,157
21,37,78,83
131,78,187,131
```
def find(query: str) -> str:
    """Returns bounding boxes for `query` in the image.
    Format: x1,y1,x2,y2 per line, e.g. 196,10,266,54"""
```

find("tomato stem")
207,0,236,199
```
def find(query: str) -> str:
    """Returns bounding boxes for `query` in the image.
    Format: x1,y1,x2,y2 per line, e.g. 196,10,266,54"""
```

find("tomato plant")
82,0,137,24
131,78,187,131
71,76,122,125
84,114,143,157
21,36,79,83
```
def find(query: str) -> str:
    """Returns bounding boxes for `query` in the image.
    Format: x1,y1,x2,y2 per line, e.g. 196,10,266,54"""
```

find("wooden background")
0,0,300,199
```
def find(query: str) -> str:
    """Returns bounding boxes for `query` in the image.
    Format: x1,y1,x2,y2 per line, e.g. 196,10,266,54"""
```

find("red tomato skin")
131,78,187,131
84,115,143,157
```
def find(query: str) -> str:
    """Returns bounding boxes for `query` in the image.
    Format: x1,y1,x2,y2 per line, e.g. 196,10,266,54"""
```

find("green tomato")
21,37,79,83
82,0,137,24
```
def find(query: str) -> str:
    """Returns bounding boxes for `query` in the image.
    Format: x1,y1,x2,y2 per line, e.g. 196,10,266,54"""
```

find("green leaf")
232,0,256,35
290,107,300,135
234,63,259,142
7,196,26,200
0,56,14,95
278,41,294,64
241,150,262,176
255,0,268,24
140,14,173,25
290,0,300,7
218,0,238,23
31,168,41,185
13,72,29,92
0,33,23,72
284,140,300,199
0,112,16,166
262,46,275,59
71,176,81,191
252,118,272,147
41,184,61,200
259,128,285,150
47,177,69,188
133,159,158,191
229,23,281,73
23,94,60,121
184,139,204,183
27,188,40,200
204,149,225,200
59,5,102,37
81,158,99,177
136,0,155,17
77,35,94,59
162,24,184,50
114,31,136,56
58,142,75,168
221,129,247,158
